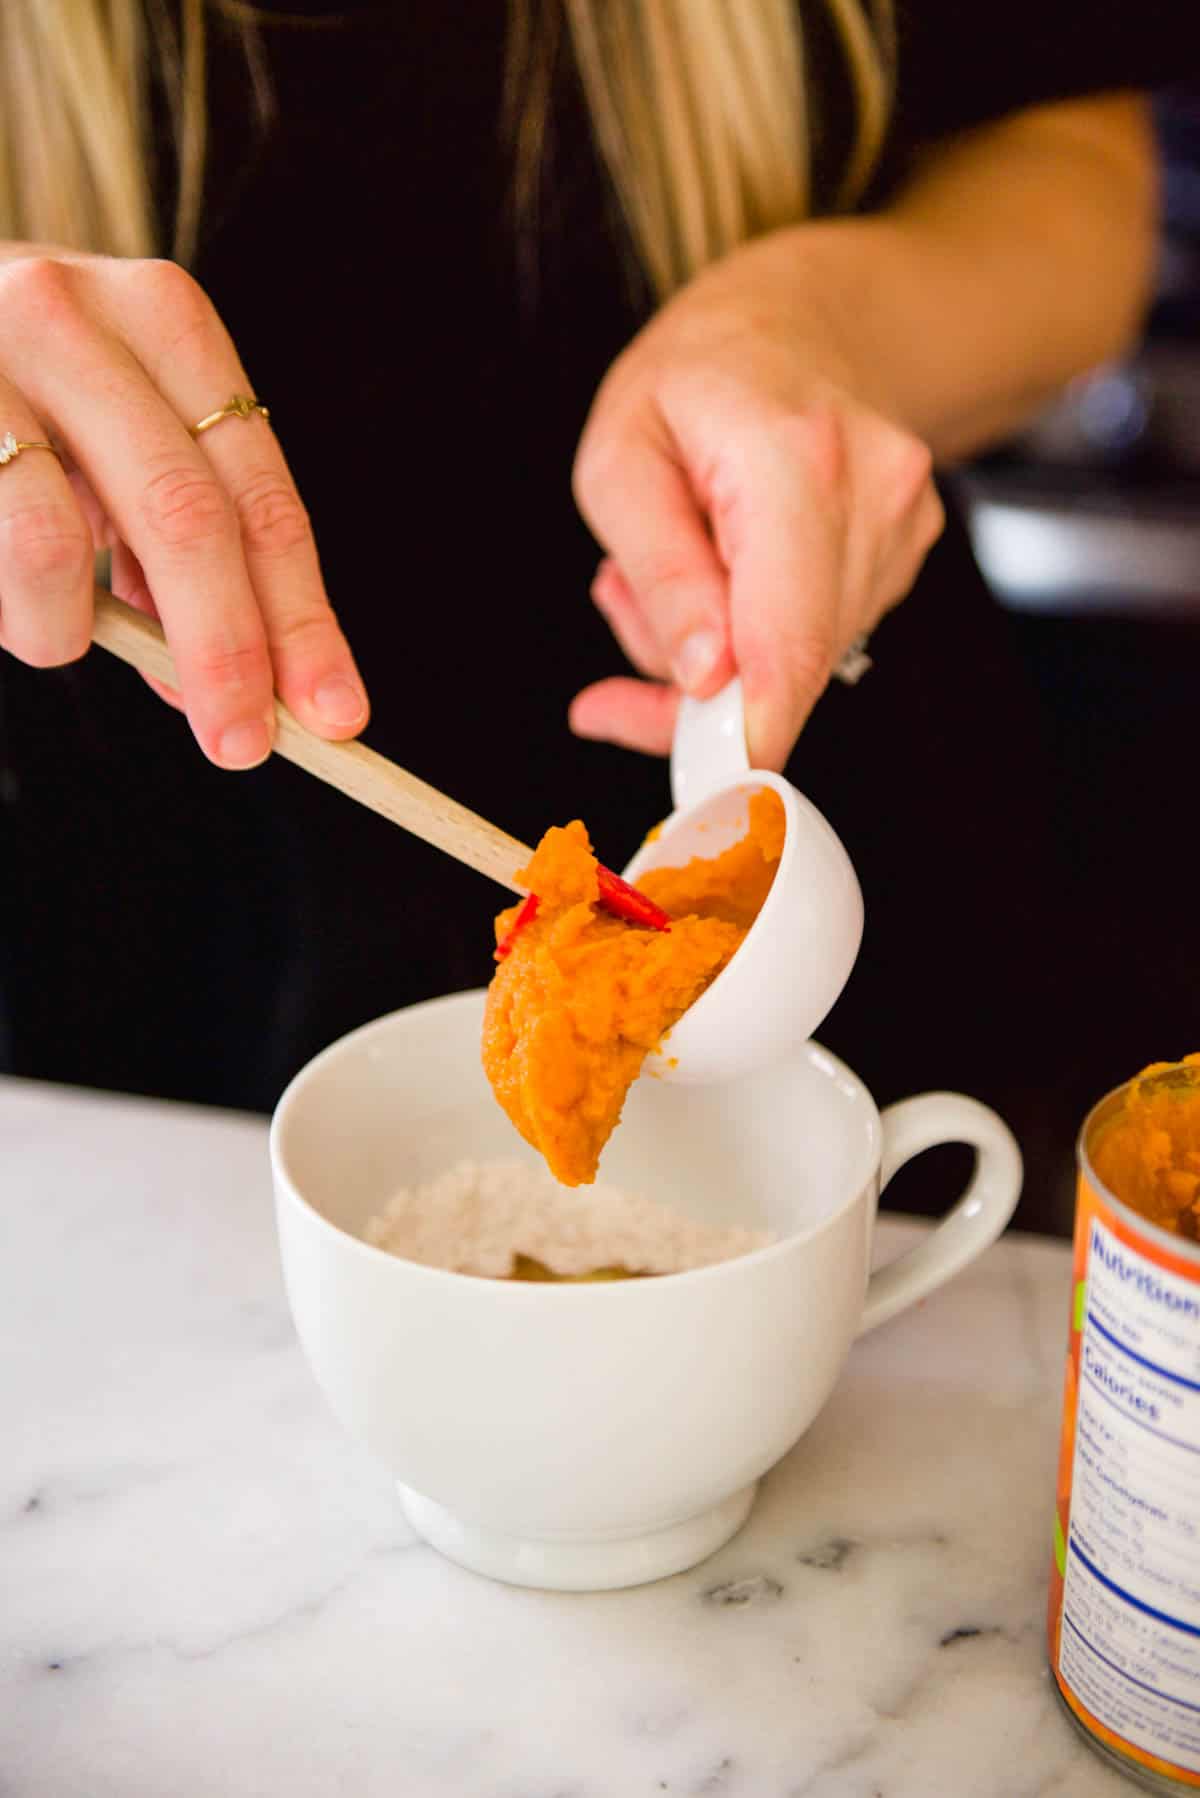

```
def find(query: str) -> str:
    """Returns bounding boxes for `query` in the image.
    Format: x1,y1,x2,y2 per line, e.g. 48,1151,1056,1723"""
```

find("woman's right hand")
0,248,368,767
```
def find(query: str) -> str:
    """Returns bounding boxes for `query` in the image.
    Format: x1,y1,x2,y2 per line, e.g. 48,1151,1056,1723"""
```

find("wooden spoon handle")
90,589,530,894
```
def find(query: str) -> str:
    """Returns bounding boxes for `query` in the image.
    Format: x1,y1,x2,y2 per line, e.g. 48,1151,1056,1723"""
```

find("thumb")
573,425,735,698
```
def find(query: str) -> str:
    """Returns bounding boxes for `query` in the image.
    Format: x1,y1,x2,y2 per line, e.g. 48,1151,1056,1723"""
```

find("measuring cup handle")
671,679,752,811
855,1093,1023,1337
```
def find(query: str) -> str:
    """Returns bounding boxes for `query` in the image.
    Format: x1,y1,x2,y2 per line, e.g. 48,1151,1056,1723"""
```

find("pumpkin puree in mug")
482,789,785,1186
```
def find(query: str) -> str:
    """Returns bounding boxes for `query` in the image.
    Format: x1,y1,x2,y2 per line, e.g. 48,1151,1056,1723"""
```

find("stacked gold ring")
190,393,270,438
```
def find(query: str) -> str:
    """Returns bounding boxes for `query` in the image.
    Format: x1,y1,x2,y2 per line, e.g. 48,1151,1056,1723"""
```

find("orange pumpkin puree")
482,789,785,1186
1090,1054,1200,1239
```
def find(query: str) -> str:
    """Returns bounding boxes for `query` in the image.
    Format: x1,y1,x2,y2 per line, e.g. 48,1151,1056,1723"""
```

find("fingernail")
672,630,721,693
217,718,272,769
312,674,367,728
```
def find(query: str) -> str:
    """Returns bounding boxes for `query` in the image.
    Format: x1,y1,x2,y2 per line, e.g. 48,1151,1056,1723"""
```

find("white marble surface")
0,1076,1134,1797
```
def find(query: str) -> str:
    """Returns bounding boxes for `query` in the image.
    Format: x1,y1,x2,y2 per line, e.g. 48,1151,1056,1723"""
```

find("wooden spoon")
89,589,670,930
91,588,531,891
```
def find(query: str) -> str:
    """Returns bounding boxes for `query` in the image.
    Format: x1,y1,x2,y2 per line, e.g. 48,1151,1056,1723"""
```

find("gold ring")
190,393,270,437
0,431,59,467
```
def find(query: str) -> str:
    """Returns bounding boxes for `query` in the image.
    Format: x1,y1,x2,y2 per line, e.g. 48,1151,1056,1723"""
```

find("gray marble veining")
1,1078,1130,1795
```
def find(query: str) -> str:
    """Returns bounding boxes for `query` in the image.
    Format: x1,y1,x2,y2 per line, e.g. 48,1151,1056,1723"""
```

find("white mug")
270,990,1022,1591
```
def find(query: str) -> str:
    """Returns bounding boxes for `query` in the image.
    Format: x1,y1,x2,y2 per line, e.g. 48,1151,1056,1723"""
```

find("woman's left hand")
568,226,944,770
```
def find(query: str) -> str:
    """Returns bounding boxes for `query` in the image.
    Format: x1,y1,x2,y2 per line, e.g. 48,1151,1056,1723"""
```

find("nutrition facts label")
1061,1218,1200,1772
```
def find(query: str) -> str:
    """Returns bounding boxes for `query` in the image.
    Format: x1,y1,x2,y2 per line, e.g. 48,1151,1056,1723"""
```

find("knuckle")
140,258,212,333
140,257,196,300
571,442,600,515
188,635,268,698
772,407,848,497
121,259,230,374
589,560,622,609
881,429,935,516
785,630,836,702
140,463,232,551
0,502,92,589
1,254,79,324
635,547,705,603
268,606,339,662
234,474,313,562
572,425,624,517
705,456,748,553
919,486,946,553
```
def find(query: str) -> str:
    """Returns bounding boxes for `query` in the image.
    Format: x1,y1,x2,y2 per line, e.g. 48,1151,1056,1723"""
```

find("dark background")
891,85,1200,1235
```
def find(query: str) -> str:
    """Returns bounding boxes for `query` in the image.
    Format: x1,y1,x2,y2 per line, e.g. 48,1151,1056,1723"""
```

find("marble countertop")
1,1076,1134,1797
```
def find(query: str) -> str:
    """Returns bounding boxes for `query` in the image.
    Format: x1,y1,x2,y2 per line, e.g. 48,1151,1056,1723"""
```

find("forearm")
781,94,1159,463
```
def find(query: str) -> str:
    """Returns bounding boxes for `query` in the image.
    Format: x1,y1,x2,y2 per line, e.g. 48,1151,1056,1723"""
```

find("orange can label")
1048,1168,1200,1785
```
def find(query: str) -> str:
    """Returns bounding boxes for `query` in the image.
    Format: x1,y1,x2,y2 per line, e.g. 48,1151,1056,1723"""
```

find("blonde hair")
0,0,208,263
0,0,894,295
509,0,895,296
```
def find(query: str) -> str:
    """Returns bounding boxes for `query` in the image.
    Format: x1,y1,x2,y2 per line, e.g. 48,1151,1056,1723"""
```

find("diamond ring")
832,634,873,686
0,431,60,468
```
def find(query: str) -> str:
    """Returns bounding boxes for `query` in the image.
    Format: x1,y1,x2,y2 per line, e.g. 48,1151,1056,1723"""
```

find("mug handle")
671,678,751,812
855,1093,1023,1337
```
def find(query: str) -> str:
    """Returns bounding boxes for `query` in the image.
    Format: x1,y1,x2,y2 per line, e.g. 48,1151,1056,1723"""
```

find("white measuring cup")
622,680,863,1084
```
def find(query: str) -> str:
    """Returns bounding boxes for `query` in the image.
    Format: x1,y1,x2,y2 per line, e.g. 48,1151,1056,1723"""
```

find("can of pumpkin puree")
1048,1062,1200,1791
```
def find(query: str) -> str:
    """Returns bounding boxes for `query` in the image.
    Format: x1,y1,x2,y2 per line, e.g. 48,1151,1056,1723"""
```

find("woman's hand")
0,248,367,767
570,226,944,771
571,95,1156,773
